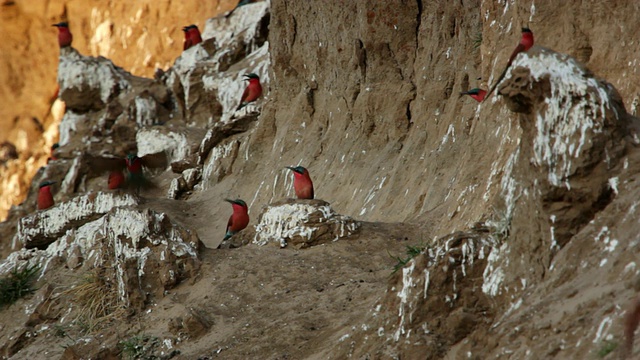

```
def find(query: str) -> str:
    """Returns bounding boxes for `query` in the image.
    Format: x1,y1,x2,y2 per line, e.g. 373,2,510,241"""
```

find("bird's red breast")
228,203,250,232
521,31,534,51
57,28,73,48
293,170,314,199
245,78,263,103
37,186,54,210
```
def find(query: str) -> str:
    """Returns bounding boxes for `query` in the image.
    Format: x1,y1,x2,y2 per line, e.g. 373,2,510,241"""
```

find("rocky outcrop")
15,191,137,249
251,199,360,248
331,227,495,359
57,47,172,153
0,204,201,357
482,46,632,295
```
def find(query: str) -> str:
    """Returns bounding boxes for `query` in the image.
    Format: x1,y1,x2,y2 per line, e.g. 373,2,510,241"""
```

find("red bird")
236,73,263,110
506,27,534,67
485,27,535,100
182,25,202,50
286,166,314,199
108,170,126,189
224,199,249,240
37,181,55,210
52,22,73,48
460,88,487,103
125,154,147,195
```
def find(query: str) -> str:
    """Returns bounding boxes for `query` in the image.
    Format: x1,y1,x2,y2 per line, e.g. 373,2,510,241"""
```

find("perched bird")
460,88,487,103
125,154,146,194
506,27,534,67
225,0,253,18
485,27,535,99
224,199,250,240
52,22,73,48
182,24,202,50
236,73,263,111
37,181,55,210
286,166,314,199
108,170,126,190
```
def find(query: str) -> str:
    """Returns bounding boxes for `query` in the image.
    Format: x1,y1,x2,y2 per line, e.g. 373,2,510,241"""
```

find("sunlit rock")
2,207,201,310
14,192,137,249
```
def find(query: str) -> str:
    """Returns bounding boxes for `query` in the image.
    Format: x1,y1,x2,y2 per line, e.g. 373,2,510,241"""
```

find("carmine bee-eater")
236,73,263,111
286,166,314,199
224,199,249,240
37,180,55,210
485,27,535,100
108,170,126,190
182,25,202,50
460,88,487,102
52,22,73,48
126,154,146,194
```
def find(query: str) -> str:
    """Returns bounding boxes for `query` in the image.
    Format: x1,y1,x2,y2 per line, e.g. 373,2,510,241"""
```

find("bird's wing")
226,216,233,232
507,43,526,67
240,85,250,104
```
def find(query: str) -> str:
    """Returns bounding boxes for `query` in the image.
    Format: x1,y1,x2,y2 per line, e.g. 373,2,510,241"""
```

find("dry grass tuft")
62,266,126,332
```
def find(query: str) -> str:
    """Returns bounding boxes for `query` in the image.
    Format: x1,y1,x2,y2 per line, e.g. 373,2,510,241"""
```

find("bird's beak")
224,198,234,204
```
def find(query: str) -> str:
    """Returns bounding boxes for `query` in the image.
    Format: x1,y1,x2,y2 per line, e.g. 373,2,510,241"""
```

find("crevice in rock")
449,16,456,38
356,39,367,81
415,0,423,43
197,114,258,165
306,87,315,117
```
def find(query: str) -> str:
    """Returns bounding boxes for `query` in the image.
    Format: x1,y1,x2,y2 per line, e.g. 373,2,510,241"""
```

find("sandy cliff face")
1,0,640,359
0,0,236,220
